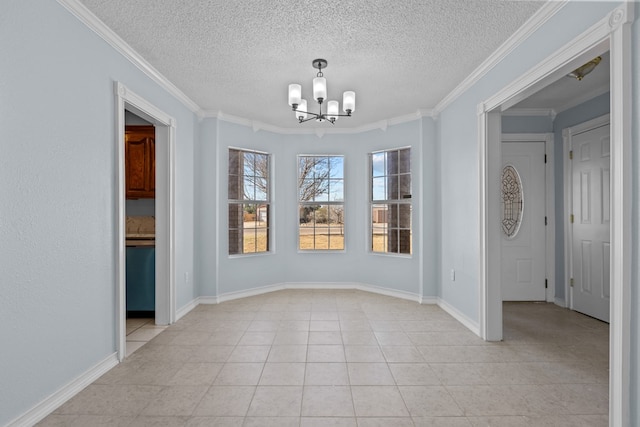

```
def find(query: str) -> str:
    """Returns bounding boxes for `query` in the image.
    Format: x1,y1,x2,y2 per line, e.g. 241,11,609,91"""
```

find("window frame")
369,146,412,256
297,154,346,252
227,147,272,257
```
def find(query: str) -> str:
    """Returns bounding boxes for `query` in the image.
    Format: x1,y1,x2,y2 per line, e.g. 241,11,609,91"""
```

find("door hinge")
570,214,574,223
570,278,574,287
544,154,547,164
569,150,573,160
545,216,548,226
545,279,548,289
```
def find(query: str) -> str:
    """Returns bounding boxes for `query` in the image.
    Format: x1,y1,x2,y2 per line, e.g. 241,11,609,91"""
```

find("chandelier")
288,59,356,124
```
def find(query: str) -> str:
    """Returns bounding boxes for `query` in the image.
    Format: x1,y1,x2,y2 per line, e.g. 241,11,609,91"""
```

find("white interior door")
501,141,546,301
571,123,610,322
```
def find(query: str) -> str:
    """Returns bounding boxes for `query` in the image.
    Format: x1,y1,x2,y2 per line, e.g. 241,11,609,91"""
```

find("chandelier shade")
288,59,355,124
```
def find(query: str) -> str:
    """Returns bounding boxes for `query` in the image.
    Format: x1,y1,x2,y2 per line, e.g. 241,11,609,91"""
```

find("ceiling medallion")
567,56,602,81
288,59,355,124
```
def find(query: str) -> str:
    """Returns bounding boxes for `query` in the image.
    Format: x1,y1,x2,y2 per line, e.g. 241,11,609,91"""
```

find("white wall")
195,117,438,300
0,0,197,424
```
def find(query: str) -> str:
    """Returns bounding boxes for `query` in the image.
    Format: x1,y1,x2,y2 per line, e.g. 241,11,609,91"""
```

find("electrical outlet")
450,269,456,281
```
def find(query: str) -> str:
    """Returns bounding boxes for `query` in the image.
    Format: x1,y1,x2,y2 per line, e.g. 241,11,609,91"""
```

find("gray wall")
0,0,197,423
195,118,438,300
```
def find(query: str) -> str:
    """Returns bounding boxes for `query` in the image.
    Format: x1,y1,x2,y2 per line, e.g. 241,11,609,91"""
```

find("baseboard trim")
211,282,424,305
554,297,567,308
436,298,480,336
7,353,118,427
176,298,199,321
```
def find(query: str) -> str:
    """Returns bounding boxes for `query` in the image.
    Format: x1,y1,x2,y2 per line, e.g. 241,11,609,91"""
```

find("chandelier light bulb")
288,84,301,107
327,100,339,121
297,99,308,121
313,77,327,102
343,91,355,113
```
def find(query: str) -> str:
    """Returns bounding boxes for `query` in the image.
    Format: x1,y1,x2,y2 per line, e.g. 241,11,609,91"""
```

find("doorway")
478,3,633,424
115,82,176,361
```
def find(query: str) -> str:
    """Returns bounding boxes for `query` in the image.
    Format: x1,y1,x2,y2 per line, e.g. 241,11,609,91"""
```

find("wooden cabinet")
125,125,155,199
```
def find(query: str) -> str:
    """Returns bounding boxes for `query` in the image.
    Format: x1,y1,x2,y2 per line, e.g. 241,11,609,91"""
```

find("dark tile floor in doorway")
38,290,609,426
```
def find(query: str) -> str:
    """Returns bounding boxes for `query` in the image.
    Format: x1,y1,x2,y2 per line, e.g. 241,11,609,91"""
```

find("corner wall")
195,117,439,301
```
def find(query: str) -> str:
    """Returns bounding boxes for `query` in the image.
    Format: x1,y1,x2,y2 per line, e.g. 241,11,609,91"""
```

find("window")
370,148,412,254
228,148,270,255
298,155,344,250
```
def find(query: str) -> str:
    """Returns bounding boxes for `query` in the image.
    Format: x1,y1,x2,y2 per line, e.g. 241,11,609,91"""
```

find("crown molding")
210,109,433,136
434,1,568,114
503,108,557,119
57,0,201,114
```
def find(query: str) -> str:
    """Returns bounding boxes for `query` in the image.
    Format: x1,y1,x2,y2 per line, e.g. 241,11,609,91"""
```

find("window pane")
372,177,386,201
399,174,411,199
330,157,344,178
255,178,268,201
243,179,255,200
255,153,268,178
329,180,344,201
387,175,399,199
398,204,411,228
314,157,329,178
372,153,385,177
228,174,241,200
399,148,411,173
387,150,398,174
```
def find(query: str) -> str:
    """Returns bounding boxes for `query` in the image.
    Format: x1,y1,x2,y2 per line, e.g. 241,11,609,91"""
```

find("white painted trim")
437,298,481,337
479,3,633,425
114,82,177,360
502,108,556,119
176,298,199,321
209,282,424,305
435,1,568,114
57,0,200,114
478,109,503,341
6,353,118,427
607,5,633,424
562,127,573,311
501,133,555,303
213,110,432,136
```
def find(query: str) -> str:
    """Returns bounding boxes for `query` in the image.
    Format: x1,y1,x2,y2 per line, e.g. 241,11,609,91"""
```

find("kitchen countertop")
126,239,155,247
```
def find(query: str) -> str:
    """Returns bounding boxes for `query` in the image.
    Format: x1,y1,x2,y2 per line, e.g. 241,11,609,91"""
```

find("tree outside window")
298,155,344,251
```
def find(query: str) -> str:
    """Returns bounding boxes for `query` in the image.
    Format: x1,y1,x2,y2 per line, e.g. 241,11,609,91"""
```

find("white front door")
571,123,610,322
501,141,546,301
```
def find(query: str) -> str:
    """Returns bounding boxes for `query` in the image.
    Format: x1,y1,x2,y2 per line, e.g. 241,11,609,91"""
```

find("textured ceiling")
79,0,545,128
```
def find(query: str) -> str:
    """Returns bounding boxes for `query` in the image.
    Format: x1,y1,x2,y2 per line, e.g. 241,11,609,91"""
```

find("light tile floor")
39,290,609,426
126,317,167,357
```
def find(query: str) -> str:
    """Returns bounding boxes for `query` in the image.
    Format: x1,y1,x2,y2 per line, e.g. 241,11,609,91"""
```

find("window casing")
370,148,412,255
298,155,344,251
228,148,270,255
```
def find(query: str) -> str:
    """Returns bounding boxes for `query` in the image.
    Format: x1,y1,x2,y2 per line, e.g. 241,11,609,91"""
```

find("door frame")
478,3,633,425
115,82,176,361
501,133,555,303
562,114,610,311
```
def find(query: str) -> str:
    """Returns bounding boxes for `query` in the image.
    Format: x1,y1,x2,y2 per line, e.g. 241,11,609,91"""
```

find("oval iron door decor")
501,165,524,238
